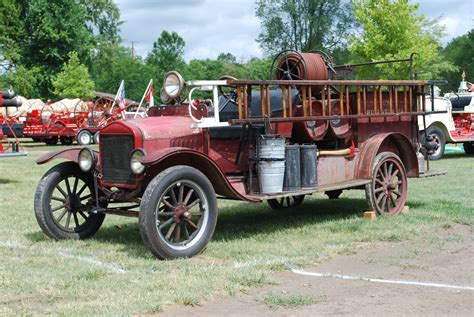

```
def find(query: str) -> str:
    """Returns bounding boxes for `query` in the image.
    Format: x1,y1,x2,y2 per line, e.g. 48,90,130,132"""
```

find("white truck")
419,74,474,160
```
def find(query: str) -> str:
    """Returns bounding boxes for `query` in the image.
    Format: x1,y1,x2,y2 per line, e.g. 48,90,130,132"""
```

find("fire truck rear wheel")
139,166,218,260
365,152,407,216
463,142,474,155
34,162,105,239
77,130,92,145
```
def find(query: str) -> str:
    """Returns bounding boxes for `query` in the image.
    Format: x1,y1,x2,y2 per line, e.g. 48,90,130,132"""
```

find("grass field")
0,140,472,315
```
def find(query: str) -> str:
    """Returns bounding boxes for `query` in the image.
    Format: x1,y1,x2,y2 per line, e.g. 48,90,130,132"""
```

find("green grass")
263,292,322,310
0,140,472,315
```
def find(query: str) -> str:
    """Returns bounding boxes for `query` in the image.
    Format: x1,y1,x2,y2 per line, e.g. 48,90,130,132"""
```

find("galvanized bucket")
258,160,286,194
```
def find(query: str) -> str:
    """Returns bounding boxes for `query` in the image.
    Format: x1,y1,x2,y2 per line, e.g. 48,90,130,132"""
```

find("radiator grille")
100,134,135,185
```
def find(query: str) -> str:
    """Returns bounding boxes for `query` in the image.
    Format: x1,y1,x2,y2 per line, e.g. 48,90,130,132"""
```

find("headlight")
78,148,96,172
130,149,145,175
163,71,184,99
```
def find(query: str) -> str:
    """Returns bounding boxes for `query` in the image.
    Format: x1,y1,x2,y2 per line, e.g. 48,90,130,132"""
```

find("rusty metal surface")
275,52,329,81
317,155,358,186
356,132,418,179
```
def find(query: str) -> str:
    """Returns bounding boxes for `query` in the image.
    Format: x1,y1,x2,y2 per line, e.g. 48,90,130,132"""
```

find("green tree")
1,66,42,98
146,31,186,83
52,51,95,99
349,0,456,80
442,30,474,91
256,0,355,55
92,45,150,101
0,0,24,68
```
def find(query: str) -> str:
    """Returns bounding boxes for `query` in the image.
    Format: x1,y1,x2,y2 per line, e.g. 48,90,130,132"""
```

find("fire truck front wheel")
426,126,445,160
34,162,105,239
139,166,218,260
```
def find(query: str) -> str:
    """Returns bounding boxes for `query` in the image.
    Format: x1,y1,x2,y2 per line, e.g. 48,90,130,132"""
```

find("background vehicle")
34,52,443,259
418,74,474,159
0,90,26,157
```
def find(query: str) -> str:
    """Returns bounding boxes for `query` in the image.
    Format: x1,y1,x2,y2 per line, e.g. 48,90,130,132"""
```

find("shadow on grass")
23,197,432,259
213,198,369,241
0,178,19,184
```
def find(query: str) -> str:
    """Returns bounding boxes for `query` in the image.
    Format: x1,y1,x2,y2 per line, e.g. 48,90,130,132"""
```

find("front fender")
142,147,258,202
36,148,97,165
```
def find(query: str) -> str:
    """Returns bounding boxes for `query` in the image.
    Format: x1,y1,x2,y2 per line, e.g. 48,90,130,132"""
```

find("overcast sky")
114,0,473,62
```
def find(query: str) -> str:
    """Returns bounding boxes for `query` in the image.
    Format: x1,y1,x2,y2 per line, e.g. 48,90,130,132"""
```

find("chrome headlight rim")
78,147,97,173
162,71,184,99
130,148,146,175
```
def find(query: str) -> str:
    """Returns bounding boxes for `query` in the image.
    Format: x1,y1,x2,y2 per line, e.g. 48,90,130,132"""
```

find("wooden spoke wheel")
365,152,407,216
139,166,217,259
34,162,105,239
267,195,305,209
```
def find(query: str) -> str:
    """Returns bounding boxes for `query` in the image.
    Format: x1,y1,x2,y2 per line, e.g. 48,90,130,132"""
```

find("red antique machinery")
22,93,138,145
33,53,445,259
0,90,27,157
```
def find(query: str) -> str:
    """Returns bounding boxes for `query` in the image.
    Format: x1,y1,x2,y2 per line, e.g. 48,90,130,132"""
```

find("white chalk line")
291,269,474,291
0,240,127,274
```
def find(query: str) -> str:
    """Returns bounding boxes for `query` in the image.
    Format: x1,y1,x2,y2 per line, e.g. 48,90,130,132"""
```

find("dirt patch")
158,225,473,316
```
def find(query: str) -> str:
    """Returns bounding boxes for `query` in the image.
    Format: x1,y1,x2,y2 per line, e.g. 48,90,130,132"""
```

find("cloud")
115,0,473,62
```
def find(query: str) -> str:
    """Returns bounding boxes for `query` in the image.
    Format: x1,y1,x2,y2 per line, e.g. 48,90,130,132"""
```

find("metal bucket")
283,145,301,191
257,135,286,194
258,160,286,194
300,144,318,189
257,135,285,160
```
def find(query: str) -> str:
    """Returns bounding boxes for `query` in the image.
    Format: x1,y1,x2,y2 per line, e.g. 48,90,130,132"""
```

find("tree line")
0,0,471,102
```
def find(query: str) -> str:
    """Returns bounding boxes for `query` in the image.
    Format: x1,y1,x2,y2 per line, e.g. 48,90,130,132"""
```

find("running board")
417,170,447,178
247,179,371,201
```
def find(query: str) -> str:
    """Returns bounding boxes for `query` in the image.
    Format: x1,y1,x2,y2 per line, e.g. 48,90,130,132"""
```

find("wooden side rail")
231,80,429,122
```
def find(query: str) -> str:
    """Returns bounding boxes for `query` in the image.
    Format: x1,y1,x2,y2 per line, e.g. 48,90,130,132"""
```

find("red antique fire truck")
33,52,443,259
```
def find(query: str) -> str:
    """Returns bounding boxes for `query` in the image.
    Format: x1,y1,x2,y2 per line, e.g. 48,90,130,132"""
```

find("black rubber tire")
45,136,58,145
139,166,218,259
426,126,445,160
267,195,305,209
34,162,105,239
325,190,343,200
60,136,73,145
365,152,407,216
93,131,100,144
463,142,474,155
77,130,92,145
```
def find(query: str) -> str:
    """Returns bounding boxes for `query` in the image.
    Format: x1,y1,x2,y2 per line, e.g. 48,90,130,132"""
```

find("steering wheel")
218,75,238,112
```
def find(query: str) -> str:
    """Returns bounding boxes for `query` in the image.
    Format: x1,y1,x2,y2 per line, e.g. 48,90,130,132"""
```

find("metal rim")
154,180,209,250
429,133,442,157
49,175,94,232
372,157,407,215
79,131,92,145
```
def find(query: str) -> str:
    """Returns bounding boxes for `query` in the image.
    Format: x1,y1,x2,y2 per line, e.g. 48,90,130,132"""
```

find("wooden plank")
266,85,271,116
260,85,265,116
308,86,313,116
339,85,344,116
237,85,243,119
243,84,248,119
322,85,326,116
281,85,287,118
288,85,293,116
357,85,361,115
